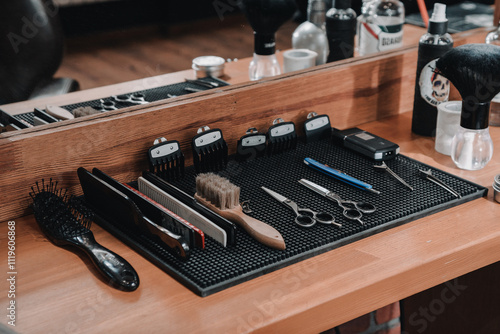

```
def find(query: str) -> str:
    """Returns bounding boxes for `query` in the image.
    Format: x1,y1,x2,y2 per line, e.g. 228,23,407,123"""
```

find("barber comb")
235,127,267,162
148,137,185,181
191,126,228,173
266,118,297,156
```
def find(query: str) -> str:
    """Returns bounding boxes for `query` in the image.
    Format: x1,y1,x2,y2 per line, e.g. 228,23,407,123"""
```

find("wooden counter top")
1,112,499,333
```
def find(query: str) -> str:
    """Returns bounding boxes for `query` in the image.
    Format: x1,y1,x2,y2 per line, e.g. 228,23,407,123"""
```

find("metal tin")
192,56,225,78
494,174,500,204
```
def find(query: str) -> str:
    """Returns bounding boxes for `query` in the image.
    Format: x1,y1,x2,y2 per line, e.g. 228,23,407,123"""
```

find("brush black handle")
74,234,140,292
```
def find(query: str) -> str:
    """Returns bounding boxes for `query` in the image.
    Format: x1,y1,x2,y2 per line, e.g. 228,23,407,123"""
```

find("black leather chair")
0,0,79,105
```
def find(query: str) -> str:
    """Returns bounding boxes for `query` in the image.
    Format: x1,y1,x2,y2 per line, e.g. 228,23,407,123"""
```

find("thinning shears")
261,186,340,228
298,179,376,225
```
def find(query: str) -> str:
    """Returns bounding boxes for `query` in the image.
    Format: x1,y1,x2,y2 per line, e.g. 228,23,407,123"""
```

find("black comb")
191,126,228,173
303,112,332,143
266,118,297,156
29,179,140,291
235,127,267,162
148,137,185,181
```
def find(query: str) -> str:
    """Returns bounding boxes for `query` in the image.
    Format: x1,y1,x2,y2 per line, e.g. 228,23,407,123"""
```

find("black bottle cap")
334,0,351,9
460,100,490,129
428,20,448,35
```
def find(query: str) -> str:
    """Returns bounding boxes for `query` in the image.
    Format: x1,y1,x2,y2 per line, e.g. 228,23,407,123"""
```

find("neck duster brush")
239,0,297,80
436,43,500,170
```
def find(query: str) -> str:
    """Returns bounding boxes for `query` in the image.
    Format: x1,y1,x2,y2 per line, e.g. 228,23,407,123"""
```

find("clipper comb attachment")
236,127,267,162
266,118,297,156
29,179,140,291
303,112,331,143
148,137,185,181
191,126,228,173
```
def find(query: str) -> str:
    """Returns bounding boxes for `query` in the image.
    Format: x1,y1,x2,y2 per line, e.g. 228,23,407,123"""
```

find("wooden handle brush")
194,173,286,250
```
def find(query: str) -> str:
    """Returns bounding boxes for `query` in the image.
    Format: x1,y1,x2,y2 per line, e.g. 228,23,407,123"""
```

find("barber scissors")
261,186,340,228
298,179,376,225
112,93,149,105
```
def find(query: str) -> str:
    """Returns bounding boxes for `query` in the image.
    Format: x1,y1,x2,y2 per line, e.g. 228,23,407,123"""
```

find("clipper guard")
148,137,185,181
191,126,228,173
236,127,267,162
266,118,297,156
303,112,331,143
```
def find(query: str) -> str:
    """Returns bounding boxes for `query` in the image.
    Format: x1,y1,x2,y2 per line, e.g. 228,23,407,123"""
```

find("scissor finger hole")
295,215,316,228
356,203,376,213
315,212,335,224
344,209,362,220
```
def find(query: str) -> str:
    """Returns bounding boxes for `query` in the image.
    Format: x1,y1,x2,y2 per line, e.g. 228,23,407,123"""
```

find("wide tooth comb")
192,126,228,173
148,137,185,181
267,118,297,156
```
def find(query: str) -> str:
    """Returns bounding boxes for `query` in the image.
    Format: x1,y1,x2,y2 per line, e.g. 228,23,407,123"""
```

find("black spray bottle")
325,0,357,62
411,3,453,136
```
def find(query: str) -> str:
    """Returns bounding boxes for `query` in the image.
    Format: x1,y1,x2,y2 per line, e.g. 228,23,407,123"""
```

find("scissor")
261,186,340,228
298,179,376,225
112,93,149,105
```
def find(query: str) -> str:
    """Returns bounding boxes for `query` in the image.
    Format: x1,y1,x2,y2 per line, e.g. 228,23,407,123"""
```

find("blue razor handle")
304,158,380,194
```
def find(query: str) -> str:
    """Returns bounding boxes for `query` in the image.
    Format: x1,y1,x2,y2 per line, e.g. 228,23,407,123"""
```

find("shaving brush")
240,0,297,80
436,43,500,170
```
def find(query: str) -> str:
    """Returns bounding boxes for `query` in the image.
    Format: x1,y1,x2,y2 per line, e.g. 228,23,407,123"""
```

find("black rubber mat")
90,137,488,297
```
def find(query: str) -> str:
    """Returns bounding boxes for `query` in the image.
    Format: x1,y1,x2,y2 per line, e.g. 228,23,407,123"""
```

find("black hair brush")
436,43,500,130
29,179,139,291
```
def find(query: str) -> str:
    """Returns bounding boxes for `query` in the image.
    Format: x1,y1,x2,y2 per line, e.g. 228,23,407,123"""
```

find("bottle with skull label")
411,3,453,137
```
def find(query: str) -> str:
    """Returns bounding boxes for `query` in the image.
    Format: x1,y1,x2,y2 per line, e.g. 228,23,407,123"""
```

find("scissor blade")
261,186,288,203
298,179,330,197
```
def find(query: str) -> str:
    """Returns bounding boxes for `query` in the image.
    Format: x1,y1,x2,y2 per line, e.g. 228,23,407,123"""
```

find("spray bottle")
411,3,453,137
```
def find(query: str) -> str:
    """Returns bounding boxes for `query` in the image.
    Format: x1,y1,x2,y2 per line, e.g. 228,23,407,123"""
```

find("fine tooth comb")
29,179,140,291
148,137,185,181
77,167,191,260
194,173,286,250
191,126,228,173
303,112,332,143
138,172,237,247
235,127,267,162
266,118,297,156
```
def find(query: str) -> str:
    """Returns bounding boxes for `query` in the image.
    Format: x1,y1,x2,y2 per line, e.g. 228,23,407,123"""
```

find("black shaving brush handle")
73,234,140,291
240,0,297,55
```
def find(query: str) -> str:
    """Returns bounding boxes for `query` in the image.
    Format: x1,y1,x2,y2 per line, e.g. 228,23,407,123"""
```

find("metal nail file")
304,157,380,194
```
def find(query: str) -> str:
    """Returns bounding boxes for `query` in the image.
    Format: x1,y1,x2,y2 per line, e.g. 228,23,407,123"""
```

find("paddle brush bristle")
436,44,500,103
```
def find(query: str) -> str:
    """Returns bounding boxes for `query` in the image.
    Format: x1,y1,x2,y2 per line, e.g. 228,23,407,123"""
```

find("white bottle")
292,0,329,65
358,0,405,56
485,22,500,126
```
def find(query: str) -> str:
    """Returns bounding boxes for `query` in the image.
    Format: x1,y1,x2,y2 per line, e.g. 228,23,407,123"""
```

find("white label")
359,22,403,55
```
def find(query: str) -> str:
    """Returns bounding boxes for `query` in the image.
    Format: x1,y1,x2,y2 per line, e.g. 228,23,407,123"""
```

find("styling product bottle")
240,0,297,81
325,0,357,62
358,0,404,56
292,0,329,65
411,3,453,137
486,22,500,127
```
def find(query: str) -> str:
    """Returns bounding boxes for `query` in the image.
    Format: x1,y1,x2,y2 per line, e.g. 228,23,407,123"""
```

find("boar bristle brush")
194,173,286,250
29,179,139,291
